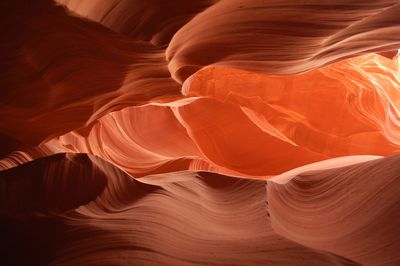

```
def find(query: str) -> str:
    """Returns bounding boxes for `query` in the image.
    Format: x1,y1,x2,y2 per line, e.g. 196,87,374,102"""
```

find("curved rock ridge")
267,154,400,265
56,0,217,47
167,0,400,82
1,153,360,265
0,153,107,217
2,153,399,265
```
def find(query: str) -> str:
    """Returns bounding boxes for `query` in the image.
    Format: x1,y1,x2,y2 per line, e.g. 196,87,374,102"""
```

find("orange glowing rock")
1,0,400,265
42,54,399,178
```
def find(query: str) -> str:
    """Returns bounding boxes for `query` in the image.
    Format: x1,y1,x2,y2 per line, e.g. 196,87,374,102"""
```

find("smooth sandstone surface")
1,0,400,265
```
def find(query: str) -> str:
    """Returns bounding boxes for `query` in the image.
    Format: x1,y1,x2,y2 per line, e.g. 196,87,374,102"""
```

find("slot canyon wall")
1,0,400,265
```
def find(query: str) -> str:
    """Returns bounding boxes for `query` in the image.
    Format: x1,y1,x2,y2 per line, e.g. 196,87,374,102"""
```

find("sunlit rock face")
1,0,400,265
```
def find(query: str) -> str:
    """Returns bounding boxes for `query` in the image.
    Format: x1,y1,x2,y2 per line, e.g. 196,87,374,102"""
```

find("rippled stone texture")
1,0,400,265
